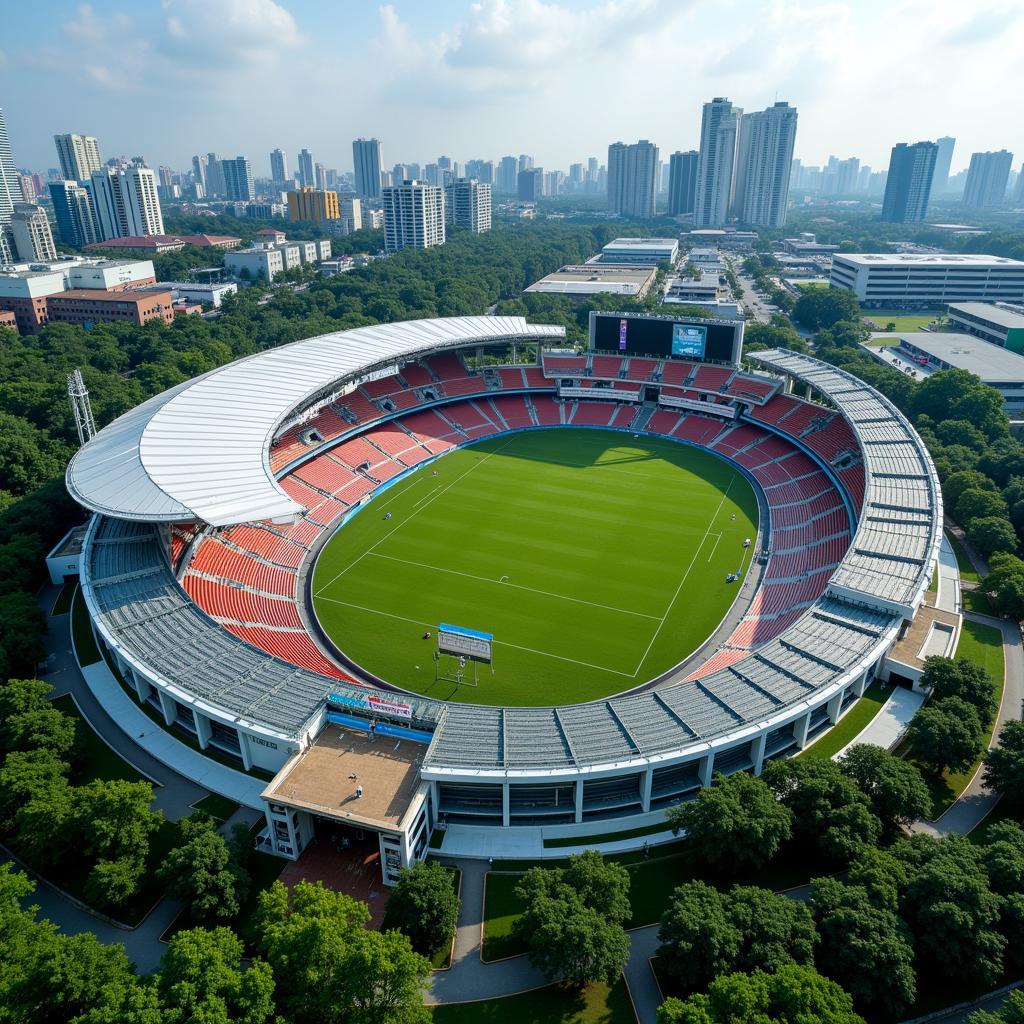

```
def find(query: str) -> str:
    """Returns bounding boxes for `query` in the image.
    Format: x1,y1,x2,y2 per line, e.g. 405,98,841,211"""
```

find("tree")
980,552,1024,620
12,777,73,867
980,820,1024,896
944,469,999,509
838,744,930,834
0,748,68,829
921,656,998,721
969,988,1024,1024
0,705,77,759
809,876,916,1016
726,885,816,974
255,879,430,1024
382,860,459,957
157,814,249,925
792,287,861,330
968,516,1020,560
911,369,1009,441
665,772,792,874
156,926,275,1024
895,833,1005,985
958,488,1010,528
656,965,864,1024
763,759,880,862
984,720,1024,807
906,696,985,775
513,855,631,986
657,882,741,990
0,594,47,676
0,677,52,721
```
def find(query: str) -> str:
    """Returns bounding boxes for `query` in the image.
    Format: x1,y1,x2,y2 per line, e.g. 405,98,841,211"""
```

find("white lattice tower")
67,368,97,447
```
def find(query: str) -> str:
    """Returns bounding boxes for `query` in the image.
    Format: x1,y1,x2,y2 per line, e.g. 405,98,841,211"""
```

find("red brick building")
46,289,175,327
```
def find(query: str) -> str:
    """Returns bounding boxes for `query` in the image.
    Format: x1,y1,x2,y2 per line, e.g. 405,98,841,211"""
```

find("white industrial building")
830,253,1024,308
596,237,679,265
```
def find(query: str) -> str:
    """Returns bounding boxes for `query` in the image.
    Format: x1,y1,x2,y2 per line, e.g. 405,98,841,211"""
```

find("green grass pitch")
310,428,758,707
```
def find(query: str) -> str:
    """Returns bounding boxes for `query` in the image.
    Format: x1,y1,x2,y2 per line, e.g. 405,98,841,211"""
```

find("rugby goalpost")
433,622,494,688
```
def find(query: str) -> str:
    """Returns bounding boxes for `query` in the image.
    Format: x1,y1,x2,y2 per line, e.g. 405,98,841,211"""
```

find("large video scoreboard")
589,311,743,364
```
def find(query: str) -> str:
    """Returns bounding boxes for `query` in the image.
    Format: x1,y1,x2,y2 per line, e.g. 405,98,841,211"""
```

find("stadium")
66,311,942,884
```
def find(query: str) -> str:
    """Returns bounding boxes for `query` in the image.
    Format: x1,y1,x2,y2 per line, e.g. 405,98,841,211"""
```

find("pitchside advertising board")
590,310,744,364
438,623,493,662
330,691,413,720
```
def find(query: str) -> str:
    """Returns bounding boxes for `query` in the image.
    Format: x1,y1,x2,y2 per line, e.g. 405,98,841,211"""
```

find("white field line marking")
631,476,737,677
367,551,660,620
706,531,723,563
315,596,636,678
313,439,514,597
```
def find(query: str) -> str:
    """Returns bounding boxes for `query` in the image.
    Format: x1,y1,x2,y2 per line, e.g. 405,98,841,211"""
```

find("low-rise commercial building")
0,309,17,332
47,288,175,327
146,281,238,308
85,233,240,253
863,331,1024,412
664,272,722,304
683,228,757,250
596,237,679,265
524,264,656,300
947,302,1024,353
830,253,1024,308
225,246,285,281
781,233,840,256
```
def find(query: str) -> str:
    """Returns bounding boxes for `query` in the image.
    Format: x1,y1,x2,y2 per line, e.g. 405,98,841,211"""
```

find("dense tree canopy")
838,744,931,834
382,860,459,957
791,286,861,330
984,720,1024,807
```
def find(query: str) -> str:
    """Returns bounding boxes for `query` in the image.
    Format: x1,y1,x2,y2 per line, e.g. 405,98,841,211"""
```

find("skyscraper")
8,202,56,261
87,164,164,239
270,148,288,183
606,140,659,218
54,134,102,182
205,153,225,197
517,168,544,202
668,151,699,216
0,108,23,227
734,102,798,227
297,149,315,188
49,180,98,247
497,156,518,194
353,138,383,199
191,155,207,194
881,141,938,223
222,157,254,201
287,186,340,225
932,137,956,194
962,150,1013,208
694,97,742,227
382,179,445,252
446,178,492,233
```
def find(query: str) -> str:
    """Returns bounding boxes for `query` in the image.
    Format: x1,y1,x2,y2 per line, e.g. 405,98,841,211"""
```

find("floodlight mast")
68,369,97,447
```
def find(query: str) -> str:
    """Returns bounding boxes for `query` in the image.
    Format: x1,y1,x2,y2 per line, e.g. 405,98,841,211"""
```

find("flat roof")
50,288,171,301
948,302,1024,330
525,265,655,294
263,725,424,830
835,253,1024,268
603,238,677,250
885,332,1024,379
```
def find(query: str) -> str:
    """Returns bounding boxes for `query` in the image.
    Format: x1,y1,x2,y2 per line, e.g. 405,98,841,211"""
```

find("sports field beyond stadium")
311,429,758,706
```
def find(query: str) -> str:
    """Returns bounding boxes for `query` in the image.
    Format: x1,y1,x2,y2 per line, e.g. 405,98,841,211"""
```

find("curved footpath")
23,578,1024,1022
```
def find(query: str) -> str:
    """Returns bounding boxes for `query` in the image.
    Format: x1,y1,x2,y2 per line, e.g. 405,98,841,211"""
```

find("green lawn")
963,589,994,615
947,531,980,584
908,619,1005,818
794,280,828,289
71,586,101,666
544,820,675,849
430,977,636,1024
862,310,943,333
191,793,240,822
51,693,150,786
482,844,819,962
52,580,77,616
312,429,758,706
796,679,892,760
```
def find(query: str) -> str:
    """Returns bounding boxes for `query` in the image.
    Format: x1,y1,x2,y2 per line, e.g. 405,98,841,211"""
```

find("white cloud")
159,0,304,66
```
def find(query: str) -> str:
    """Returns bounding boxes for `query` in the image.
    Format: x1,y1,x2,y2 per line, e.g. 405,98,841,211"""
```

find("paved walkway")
834,686,924,759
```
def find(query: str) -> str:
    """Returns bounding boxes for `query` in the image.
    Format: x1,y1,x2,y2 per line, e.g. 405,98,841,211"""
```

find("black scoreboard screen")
589,311,742,364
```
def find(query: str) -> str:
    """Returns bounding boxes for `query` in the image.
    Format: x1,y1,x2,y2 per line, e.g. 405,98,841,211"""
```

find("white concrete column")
827,691,844,724
699,752,715,787
502,783,510,827
132,672,152,703
157,689,176,726
193,709,212,749
641,768,653,812
854,671,868,697
793,711,811,749
238,728,254,771
751,732,768,776
574,780,584,824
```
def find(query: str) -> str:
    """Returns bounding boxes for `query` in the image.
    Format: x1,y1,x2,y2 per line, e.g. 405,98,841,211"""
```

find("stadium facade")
66,316,941,881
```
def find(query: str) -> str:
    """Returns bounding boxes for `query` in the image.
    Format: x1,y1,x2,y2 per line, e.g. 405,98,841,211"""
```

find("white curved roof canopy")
67,316,565,527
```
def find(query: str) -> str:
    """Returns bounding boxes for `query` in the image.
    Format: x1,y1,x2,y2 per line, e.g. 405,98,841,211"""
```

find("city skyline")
1,1,1021,177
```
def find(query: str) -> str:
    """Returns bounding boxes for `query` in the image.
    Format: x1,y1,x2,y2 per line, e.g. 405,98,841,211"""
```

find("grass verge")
796,679,891,760
544,820,674,849
430,977,636,1023
947,530,980,585
52,580,77,616
51,693,150,786
70,586,101,666
191,793,241,823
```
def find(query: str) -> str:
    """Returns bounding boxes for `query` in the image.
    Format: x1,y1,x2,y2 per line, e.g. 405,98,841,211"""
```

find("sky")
2,0,1022,179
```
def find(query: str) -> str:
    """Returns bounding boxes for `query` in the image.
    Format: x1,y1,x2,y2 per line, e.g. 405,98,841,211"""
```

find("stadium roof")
66,316,564,528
